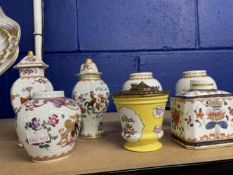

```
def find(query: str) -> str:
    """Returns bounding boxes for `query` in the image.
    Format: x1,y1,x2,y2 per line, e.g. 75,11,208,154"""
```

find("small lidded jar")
122,72,162,91
16,91,81,162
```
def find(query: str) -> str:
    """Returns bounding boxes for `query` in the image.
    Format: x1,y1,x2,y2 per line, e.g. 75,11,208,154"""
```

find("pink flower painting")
48,114,59,127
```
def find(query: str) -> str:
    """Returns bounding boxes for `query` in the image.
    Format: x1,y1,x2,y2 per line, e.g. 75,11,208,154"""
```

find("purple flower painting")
29,117,40,130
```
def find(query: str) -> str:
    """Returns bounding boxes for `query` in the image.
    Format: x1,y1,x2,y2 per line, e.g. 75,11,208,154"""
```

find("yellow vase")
113,83,169,152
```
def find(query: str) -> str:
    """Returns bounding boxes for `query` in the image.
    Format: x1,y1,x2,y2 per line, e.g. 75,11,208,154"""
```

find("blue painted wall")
1,0,233,118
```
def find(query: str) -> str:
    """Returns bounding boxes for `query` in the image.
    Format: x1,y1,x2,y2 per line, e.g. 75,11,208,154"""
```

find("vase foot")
17,141,24,148
80,133,105,139
31,151,72,163
123,141,162,152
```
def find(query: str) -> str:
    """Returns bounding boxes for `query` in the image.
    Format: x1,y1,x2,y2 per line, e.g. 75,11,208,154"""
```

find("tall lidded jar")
10,51,54,113
72,58,110,138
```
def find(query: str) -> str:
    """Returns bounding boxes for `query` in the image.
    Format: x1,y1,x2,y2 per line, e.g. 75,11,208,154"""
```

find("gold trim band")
183,75,206,78
192,83,214,86
80,133,105,139
30,150,72,161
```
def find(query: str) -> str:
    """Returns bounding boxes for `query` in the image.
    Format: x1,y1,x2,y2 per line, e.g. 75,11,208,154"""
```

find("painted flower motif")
35,78,47,84
30,117,40,130
154,106,165,117
207,111,225,121
78,95,85,101
228,107,233,116
48,115,59,127
25,56,36,62
153,126,162,134
123,127,136,137
172,109,181,126
194,108,204,120
81,64,93,71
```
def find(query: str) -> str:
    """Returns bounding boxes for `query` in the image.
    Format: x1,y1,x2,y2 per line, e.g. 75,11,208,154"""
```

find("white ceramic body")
175,70,217,95
171,90,233,149
122,72,162,91
16,92,81,162
10,67,53,113
72,78,110,138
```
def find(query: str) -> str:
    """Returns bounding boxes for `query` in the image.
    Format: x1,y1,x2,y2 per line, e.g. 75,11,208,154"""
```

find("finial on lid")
85,58,93,64
27,51,34,57
76,57,102,76
14,50,48,69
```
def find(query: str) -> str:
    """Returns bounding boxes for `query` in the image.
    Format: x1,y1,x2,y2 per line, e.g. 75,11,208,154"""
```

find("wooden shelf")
1,112,233,175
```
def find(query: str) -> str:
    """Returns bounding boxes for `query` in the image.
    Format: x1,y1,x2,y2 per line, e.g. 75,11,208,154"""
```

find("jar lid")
182,70,206,77
174,80,231,98
32,91,64,99
76,58,102,76
114,82,168,97
14,51,48,69
190,80,216,90
130,72,153,79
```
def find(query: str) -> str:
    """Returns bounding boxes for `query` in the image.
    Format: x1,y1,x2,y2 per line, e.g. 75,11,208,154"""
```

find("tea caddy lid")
76,58,102,76
175,80,230,98
190,80,215,90
114,82,168,97
14,51,48,69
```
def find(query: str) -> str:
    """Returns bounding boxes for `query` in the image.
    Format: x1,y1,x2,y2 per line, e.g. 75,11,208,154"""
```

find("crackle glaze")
16,91,81,162
72,58,109,138
175,70,217,95
10,51,53,114
171,80,233,149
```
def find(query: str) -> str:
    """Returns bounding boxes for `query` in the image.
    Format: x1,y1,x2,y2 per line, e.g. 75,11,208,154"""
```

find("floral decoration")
48,115,59,127
25,115,59,149
121,115,136,139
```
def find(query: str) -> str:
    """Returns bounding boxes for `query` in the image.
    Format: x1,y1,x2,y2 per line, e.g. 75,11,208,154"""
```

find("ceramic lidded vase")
175,70,217,95
16,91,81,162
171,80,233,149
113,82,169,152
122,72,162,91
72,58,110,138
10,51,53,113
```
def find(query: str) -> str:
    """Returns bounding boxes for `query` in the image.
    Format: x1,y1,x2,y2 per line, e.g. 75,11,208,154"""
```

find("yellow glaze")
113,94,168,152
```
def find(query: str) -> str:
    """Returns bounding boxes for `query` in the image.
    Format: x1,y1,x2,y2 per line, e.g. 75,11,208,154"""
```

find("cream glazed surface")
171,80,233,149
72,58,109,138
16,91,81,162
10,51,53,113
